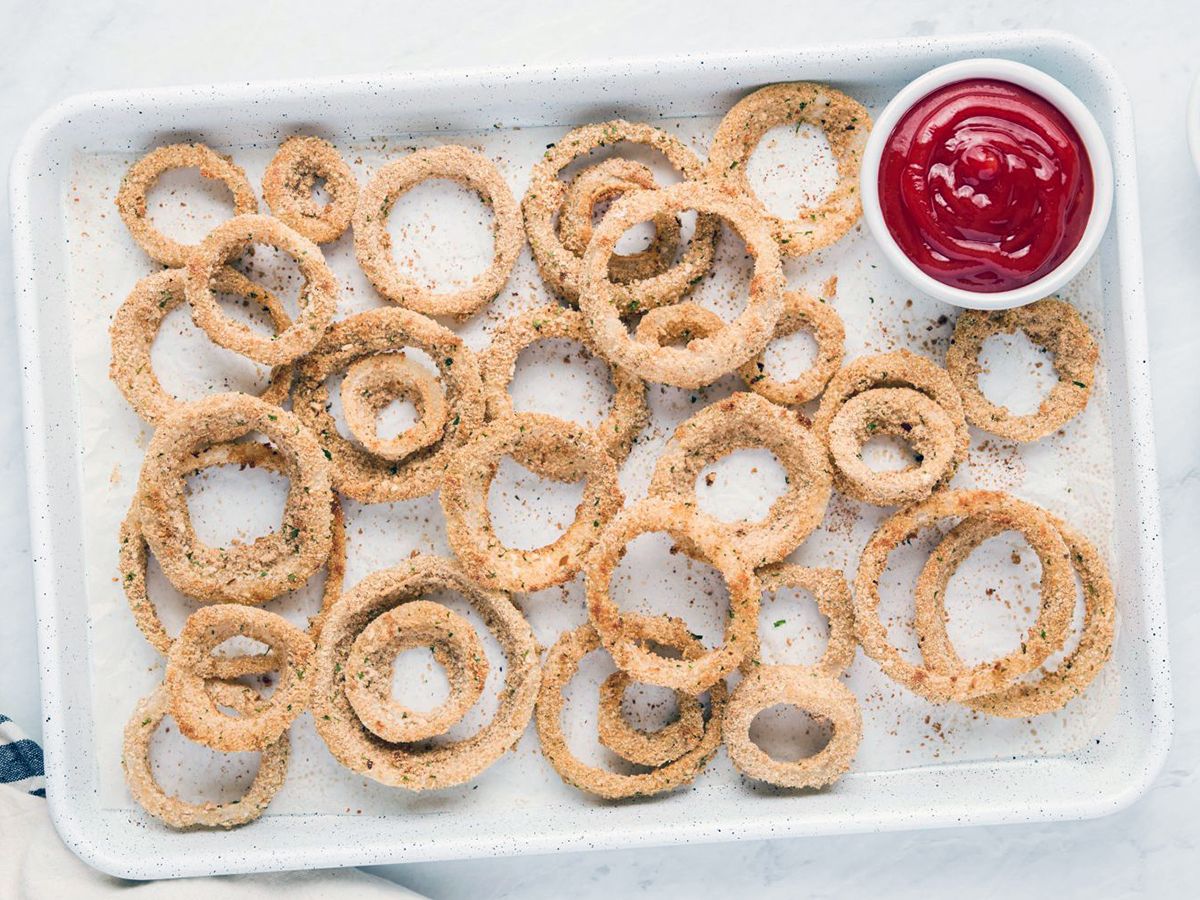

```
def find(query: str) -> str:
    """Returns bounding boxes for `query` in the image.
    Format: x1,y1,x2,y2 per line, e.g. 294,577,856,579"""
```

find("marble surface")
0,1,1196,896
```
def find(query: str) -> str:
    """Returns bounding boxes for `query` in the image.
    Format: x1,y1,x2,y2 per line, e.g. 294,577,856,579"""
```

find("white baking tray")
9,30,1171,880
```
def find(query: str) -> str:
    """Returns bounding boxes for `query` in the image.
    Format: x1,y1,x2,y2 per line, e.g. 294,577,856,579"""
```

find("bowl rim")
859,57,1114,310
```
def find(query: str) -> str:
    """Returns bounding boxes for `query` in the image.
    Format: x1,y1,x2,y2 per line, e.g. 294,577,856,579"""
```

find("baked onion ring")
738,283,845,405
579,181,785,388
343,600,489,743
122,681,289,829
723,665,861,789
708,82,870,256
440,412,623,593
479,304,649,465
945,298,1099,442
535,618,727,799
353,145,522,320
647,392,831,567
339,352,449,462
523,120,718,308
311,556,540,790
633,302,725,350
585,498,759,692
262,135,359,244
749,564,856,677
165,605,314,751
116,142,258,267
853,490,1075,703
186,214,338,366
136,392,334,605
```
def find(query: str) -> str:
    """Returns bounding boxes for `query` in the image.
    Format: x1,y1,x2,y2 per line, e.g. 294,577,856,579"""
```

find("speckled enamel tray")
10,30,1171,880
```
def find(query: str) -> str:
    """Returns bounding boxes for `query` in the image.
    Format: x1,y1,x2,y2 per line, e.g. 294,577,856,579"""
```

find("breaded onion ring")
748,564,856,677
440,412,623,593
827,387,958,506
122,681,289,829
136,393,334,604
579,181,785,388
343,600,489,743
109,268,294,426
262,135,359,244
853,490,1075,703
648,392,831,567
708,82,870,256
634,302,725,350
165,605,314,751
914,514,1115,717
946,298,1099,442
479,304,649,465
523,120,719,308
353,145,522,320
311,556,540,790
115,142,258,267
339,352,449,462
738,283,845,405
585,498,760,692
186,214,338,366
723,665,861,788
535,618,727,799
292,307,484,503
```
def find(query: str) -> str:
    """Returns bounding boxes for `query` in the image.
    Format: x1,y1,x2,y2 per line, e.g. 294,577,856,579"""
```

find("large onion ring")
339,352,449,462
738,282,845,405
262,135,359,244
749,564,856,677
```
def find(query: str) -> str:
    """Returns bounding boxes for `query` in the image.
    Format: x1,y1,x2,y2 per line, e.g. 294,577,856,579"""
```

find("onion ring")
633,301,726,349
853,490,1075,703
136,392,334,604
479,304,649,465
738,281,845,405
353,145,522,320
343,600,489,743
109,268,293,426
647,392,831,567
707,82,870,256
186,214,338,366
292,307,484,503
827,387,958,506
339,352,449,462
122,681,289,829
440,411,623,593
945,298,1099,442
585,498,760,692
535,618,727,799
748,564,856,677
311,555,540,790
722,664,861,788
914,514,1115,717
579,181,785,388
165,605,314,752
262,135,359,244
116,142,258,267
523,120,719,308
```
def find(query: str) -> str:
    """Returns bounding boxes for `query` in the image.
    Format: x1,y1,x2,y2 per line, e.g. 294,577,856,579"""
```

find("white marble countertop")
1,2,1197,896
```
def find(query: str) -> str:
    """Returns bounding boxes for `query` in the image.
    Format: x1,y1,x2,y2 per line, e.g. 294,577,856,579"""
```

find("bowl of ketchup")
861,58,1113,309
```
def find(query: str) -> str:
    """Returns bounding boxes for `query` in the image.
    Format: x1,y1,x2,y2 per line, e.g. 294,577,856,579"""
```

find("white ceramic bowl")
860,58,1114,310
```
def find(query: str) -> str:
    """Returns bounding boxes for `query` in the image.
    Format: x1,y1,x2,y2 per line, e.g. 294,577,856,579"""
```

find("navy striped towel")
0,714,45,797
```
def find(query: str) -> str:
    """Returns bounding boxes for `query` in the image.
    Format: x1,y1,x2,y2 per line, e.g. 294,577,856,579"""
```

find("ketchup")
878,78,1093,292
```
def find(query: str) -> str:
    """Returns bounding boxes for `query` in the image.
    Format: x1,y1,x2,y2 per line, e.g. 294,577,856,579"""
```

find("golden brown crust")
339,352,449,462
262,135,359,243
749,564,856,677
738,282,845,405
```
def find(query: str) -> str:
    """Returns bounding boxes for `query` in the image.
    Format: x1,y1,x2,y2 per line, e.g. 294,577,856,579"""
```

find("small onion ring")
535,618,727,799
311,555,540,790
109,267,294,426
165,605,314,751
343,600,489,743
738,281,845,405
339,352,449,462
115,143,258,267
261,135,359,244
579,181,785,389
914,514,1115,717
122,681,289,829
945,298,1099,442
647,392,832,568
186,214,338,366
585,498,760,693
479,303,649,465
723,664,861,789
707,82,871,256
440,412,624,593
853,490,1075,703
634,302,725,350
353,145,522,320
748,564,856,677
523,120,719,308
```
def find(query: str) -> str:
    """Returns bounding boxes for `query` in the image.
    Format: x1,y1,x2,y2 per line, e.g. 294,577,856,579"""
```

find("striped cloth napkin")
0,713,45,797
